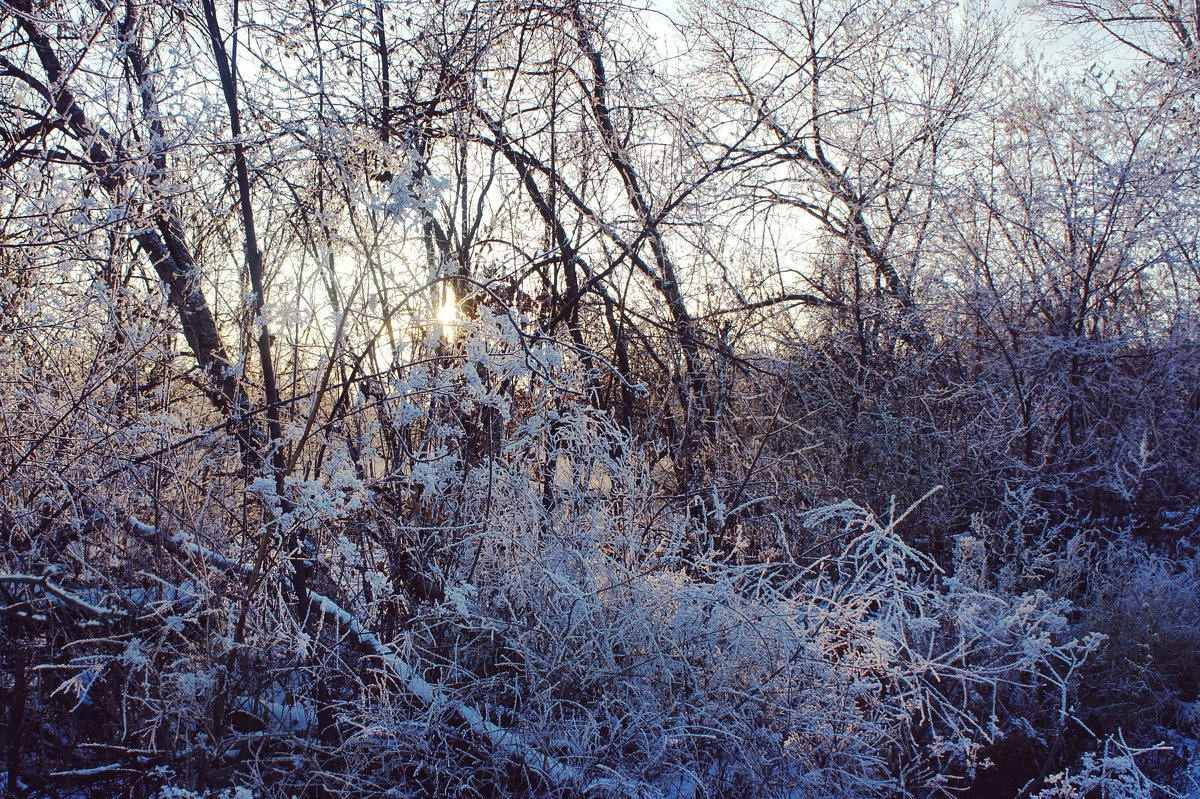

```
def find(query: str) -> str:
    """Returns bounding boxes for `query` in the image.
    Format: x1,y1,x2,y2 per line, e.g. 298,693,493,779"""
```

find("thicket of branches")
1,0,1198,795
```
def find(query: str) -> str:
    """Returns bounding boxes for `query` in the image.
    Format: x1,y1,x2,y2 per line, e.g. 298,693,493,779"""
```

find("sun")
437,298,458,327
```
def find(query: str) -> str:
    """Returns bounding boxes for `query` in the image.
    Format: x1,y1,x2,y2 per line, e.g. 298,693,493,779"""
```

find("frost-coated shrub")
1073,539,1200,747
1029,736,1170,799
357,433,1110,799
0,308,1123,799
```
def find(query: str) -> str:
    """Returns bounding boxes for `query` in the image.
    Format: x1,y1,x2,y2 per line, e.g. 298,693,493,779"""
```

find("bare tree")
0,0,260,449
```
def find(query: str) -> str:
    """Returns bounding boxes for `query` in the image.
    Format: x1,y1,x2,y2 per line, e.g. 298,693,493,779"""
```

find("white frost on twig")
307,591,609,792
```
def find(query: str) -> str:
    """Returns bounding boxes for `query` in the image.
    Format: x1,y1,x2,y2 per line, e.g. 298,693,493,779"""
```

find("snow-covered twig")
124,515,601,793
0,573,125,619
307,590,612,793
127,518,253,578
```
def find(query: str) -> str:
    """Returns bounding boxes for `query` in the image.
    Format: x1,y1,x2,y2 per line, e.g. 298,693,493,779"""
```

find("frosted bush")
0,306,1129,799
360,409,1112,798
1030,736,1168,799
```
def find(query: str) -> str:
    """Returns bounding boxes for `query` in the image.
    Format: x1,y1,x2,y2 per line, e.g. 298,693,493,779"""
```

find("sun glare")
436,284,460,341
438,298,458,327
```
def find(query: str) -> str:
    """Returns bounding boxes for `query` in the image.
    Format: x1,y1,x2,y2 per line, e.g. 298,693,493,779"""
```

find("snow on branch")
124,516,603,794
0,572,126,620
307,590,613,794
126,517,254,578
